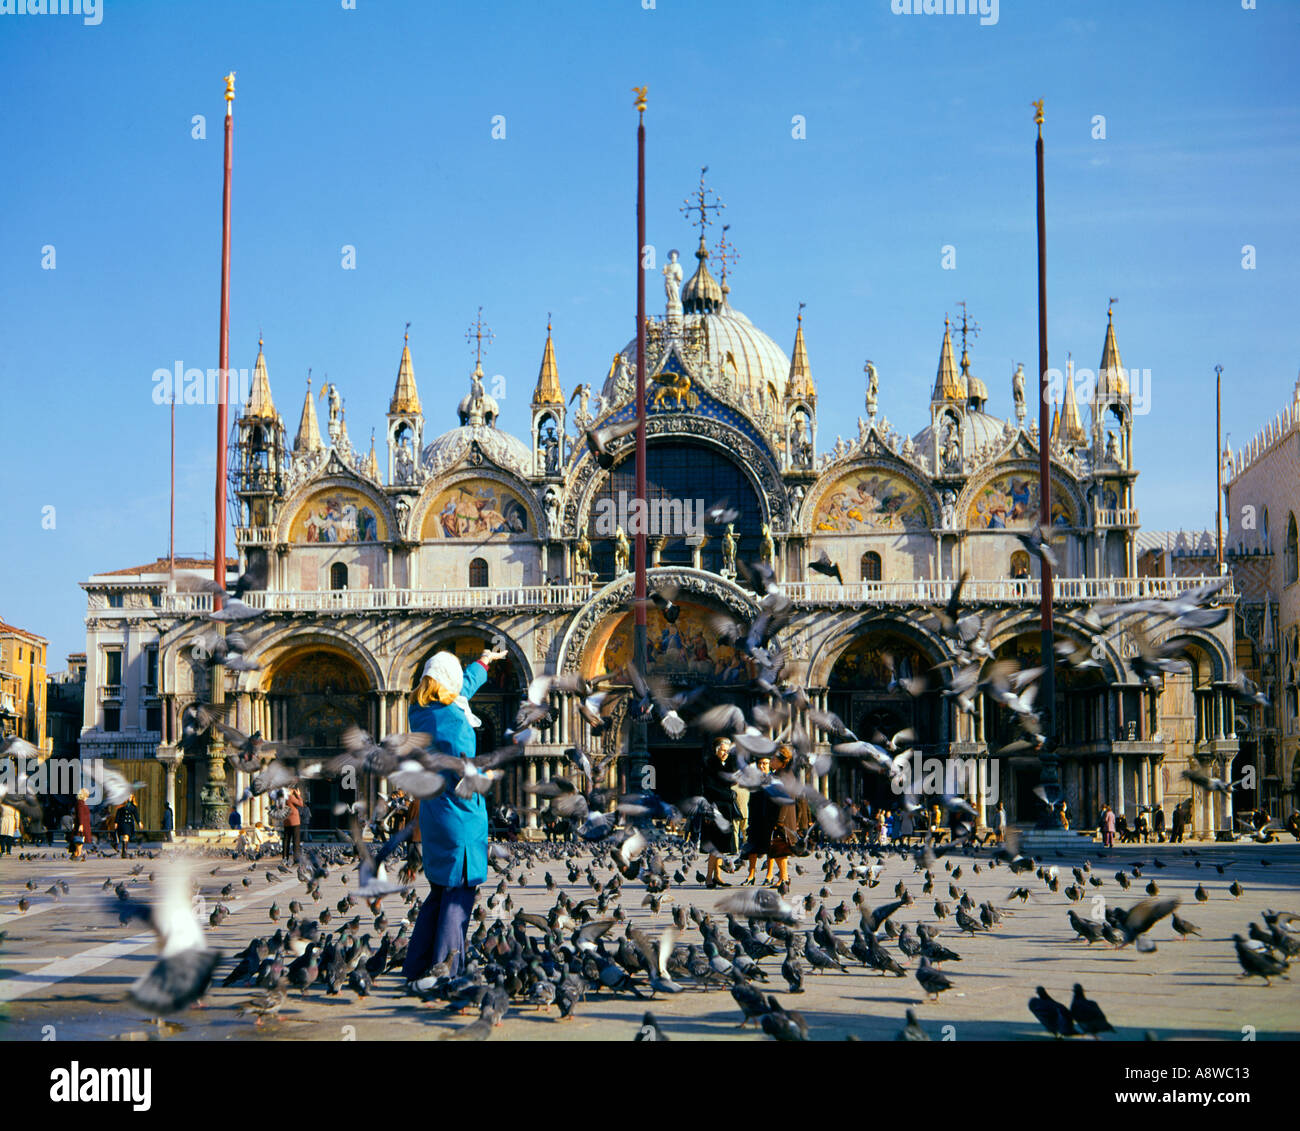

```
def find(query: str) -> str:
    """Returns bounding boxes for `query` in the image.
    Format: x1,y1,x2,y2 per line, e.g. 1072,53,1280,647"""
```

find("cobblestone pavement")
1,837,1297,1042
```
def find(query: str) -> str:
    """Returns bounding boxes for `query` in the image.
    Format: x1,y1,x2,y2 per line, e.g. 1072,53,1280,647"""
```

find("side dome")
912,407,1011,462
422,425,532,478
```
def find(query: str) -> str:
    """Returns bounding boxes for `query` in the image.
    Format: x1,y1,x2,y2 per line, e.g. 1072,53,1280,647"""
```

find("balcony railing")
235,526,276,545
162,584,596,614
782,574,1232,605
154,574,1232,616
1096,508,1140,527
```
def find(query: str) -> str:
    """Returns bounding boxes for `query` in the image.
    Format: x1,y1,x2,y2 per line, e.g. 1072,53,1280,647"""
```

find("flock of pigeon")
1,507,1295,1040
4,815,1294,1041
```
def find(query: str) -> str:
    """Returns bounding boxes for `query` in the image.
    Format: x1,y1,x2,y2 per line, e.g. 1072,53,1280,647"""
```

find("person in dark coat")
115,794,140,857
741,755,775,885
701,737,742,888
401,646,507,988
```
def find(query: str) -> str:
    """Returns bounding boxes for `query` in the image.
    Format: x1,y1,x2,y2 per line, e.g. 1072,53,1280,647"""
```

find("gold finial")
1032,99,1044,126
633,86,648,114
797,300,805,325
547,311,553,335
404,320,411,343
1107,296,1117,320
225,72,236,101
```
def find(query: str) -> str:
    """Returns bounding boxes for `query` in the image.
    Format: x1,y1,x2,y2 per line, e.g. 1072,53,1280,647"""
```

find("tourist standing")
115,794,140,858
402,646,506,987
701,738,741,888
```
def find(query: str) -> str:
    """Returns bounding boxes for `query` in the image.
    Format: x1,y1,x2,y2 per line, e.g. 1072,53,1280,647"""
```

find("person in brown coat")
765,745,799,894
281,788,305,863
72,788,93,859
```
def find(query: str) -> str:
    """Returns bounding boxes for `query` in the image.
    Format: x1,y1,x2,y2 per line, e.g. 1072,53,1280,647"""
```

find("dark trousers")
0,836,13,855
283,825,301,861
401,882,477,981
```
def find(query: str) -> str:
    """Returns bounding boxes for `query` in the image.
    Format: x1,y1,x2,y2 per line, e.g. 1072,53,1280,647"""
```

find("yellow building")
0,618,50,753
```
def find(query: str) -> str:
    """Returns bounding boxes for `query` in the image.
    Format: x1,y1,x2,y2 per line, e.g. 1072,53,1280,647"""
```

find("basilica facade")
78,207,1240,836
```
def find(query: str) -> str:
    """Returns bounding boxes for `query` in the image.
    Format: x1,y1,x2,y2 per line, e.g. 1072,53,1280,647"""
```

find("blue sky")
2,0,1298,662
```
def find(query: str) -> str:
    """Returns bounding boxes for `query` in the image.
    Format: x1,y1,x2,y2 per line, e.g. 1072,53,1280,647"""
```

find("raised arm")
463,647,507,700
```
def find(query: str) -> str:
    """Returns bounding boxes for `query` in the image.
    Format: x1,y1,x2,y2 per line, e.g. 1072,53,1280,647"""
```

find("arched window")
469,558,489,588
329,562,348,590
860,551,882,581
1010,550,1031,579
1286,513,1298,585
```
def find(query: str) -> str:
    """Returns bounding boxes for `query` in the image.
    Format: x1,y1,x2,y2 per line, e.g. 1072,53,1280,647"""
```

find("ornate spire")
1096,299,1128,401
363,429,380,480
389,322,421,415
1060,356,1087,447
786,304,814,402
532,316,563,406
244,334,277,419
932,316,964,402
293,373,324,454
681,236,723,314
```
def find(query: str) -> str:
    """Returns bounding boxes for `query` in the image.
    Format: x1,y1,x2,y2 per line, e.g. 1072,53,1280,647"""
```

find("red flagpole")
214,73,235,597
1034,99,1059,813
631,87,649,784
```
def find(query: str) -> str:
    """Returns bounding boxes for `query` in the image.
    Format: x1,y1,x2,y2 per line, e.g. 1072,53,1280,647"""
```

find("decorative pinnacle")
681,166,725,242
715,223,740,292
798,300,806,325
1108,296,1118,320
1032,98,1044,130
633,86,647,114
404,320,411,343
466,306,494,367
225,72,235,118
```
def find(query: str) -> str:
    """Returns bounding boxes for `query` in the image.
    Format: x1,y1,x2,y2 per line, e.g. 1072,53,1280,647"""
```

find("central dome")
606,302,790,406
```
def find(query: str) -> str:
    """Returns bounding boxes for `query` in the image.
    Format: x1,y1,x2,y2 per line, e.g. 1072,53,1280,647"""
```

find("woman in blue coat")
401,645,506,988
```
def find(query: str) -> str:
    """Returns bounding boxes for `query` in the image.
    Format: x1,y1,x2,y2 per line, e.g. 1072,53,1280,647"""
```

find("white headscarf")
422,651,481,730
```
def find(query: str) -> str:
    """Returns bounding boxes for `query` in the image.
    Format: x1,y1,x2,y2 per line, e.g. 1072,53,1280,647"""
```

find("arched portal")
826,629,941,812
266,648,372,831
987,631,1109,825
585,598,756,803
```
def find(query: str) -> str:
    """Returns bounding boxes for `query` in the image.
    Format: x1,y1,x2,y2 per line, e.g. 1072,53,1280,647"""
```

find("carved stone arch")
955,460,1087,532
562,412,789,538
274,467,397,545
1161,630,1233,685
558,567,759,675
987,610,1125,684
798,455,941,535
236,623,384,692
407,465,545,543
389,618,534,690
805,610,951,688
